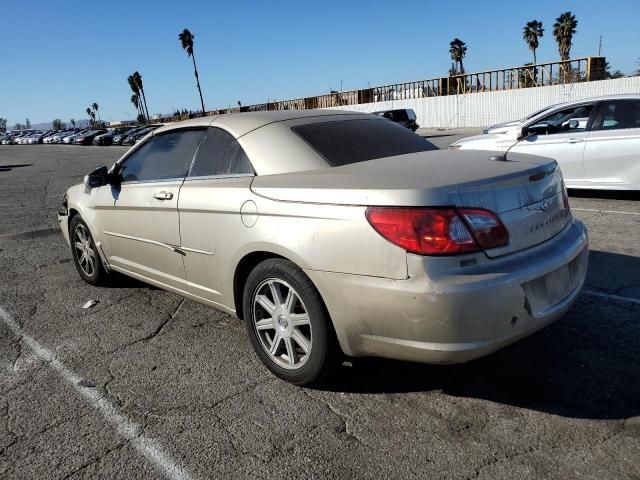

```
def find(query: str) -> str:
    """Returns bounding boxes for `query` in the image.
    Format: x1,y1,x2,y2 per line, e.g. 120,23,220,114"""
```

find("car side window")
119,129,205,183
532,104,594,134
188,127,254,177
592,101,640,131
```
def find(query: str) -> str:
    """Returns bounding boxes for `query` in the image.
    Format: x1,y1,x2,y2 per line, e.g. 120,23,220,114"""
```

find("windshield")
292,118,435,167
520,104,559,122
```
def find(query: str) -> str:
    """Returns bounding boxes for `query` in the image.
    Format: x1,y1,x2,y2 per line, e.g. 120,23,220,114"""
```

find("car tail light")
457,208,509,250
365,207,508,255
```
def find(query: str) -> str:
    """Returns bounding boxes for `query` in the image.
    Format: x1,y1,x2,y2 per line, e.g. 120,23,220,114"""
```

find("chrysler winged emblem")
527,199,552,212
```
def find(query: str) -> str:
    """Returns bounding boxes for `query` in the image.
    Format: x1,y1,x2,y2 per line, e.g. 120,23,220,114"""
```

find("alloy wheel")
73,224,97,277
252,278,313,370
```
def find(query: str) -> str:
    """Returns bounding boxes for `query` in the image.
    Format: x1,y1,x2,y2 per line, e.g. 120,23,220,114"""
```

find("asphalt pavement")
0,142,638,480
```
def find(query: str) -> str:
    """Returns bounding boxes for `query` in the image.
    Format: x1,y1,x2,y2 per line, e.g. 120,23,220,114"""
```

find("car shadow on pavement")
0,163,32,172
104,272,160,290
318,250,640,420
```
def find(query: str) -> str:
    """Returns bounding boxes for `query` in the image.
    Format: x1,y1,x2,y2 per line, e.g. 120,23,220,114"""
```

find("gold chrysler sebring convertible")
58,110,588,385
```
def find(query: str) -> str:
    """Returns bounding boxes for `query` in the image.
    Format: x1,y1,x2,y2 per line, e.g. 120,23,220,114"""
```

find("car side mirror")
568,119,579,130
84,166,109,189
524,123,549,137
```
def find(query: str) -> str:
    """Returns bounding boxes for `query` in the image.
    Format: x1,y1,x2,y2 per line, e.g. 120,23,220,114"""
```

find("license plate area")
522,249,586,317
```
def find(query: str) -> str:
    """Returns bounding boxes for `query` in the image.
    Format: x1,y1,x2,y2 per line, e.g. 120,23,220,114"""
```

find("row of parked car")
0,124,163,146
0,107,419,148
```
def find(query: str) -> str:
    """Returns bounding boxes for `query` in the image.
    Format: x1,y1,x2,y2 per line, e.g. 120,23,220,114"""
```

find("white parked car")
483,104,559,135
451,95,640,190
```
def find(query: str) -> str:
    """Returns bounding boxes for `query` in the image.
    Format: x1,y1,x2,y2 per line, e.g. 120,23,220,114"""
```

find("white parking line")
583,290,640,306
572,208,640,216
0,305,196,480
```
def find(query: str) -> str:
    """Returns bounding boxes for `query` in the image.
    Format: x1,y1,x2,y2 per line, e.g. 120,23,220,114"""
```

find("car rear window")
292,118,434,167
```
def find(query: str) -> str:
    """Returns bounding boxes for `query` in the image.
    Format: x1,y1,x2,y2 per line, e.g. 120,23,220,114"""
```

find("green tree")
553,12,578,62
523,20,544,65
25,118,31,129
449,38,467,75
86,107,96,127
127,75,145,121
70,119,76,128
131,93,142,119
132,71,150,122
604,61,625,79
52,119,63,130
0,117,7,132
179,28,206,114
91,102,100,123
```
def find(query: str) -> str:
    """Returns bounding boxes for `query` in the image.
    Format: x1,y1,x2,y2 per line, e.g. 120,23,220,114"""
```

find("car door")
509,103,597,184
94,128,205,292
582,99,640,187
177,127,255,306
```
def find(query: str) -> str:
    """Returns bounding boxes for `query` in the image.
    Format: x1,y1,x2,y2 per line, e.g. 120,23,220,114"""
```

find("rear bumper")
307,219,588,364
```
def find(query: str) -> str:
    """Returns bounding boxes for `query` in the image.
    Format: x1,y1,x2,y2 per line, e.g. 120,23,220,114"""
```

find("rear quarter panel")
177,177,409,312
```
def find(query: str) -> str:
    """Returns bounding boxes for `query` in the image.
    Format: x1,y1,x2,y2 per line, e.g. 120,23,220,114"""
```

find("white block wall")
330,77,640,128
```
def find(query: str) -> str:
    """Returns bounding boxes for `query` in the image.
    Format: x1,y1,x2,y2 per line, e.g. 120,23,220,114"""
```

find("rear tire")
69,215,109,286
242,258,340,385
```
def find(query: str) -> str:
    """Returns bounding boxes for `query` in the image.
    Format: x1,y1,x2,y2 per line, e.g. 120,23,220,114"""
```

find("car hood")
451,132,519,151
484,123,522,135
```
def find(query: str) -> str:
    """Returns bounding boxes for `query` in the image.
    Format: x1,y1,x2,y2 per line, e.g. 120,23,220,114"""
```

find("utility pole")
598,36,602,56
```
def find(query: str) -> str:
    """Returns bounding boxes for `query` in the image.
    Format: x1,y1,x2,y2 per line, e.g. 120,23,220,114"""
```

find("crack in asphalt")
10,337,23,373
141,378,274,420
465,420,628,480
60,441,128,480
299,389,371,450
0,411,92,459
81,292,140,320
102,297,187,358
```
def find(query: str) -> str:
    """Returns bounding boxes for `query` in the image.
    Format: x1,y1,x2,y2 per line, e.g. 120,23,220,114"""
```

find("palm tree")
553,12,578,82
127,74,139,97
131,94,142,118
449,38,467,75
0,117,7,132
523,20,544,65
70,119,76,128
127,75,144,121
179,28,206,115
86,107,96,126
132,71,150,121
553,12,578,62
91,102,100,123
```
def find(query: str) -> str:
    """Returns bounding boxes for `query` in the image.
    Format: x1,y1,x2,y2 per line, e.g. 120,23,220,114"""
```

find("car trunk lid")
251,150,571,258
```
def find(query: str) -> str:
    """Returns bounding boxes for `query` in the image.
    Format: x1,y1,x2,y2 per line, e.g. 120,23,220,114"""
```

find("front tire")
69,215,108,286
242,259,340,385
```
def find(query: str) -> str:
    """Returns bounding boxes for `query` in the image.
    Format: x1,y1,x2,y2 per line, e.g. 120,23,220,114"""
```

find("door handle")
152,191,173,200
565,138,584,144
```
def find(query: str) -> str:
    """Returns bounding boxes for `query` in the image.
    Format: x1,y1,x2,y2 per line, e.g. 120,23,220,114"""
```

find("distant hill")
28,119,91,131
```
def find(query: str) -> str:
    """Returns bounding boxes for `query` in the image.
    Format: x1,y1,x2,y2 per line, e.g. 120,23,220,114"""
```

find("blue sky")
1,0,638,126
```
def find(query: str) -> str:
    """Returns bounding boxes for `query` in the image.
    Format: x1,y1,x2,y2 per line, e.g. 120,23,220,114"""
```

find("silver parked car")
58,110,588,385
451,94,640,190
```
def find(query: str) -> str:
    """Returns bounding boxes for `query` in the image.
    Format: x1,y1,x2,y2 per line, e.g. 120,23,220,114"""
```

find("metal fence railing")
133,57,605,126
